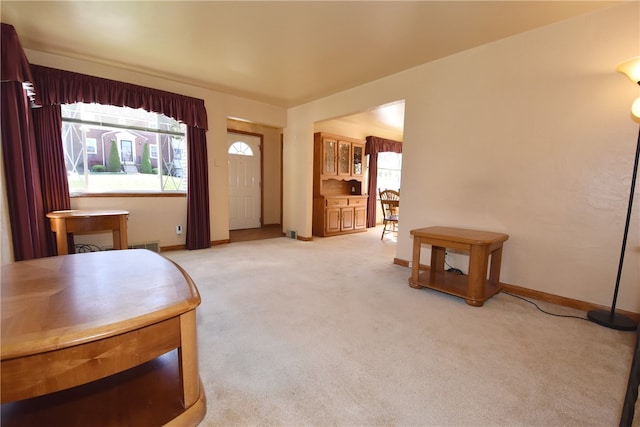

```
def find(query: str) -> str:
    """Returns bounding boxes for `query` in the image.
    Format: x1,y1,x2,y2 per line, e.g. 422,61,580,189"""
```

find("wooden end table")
46,209,130,255
409,226,509,307
1,250,206,426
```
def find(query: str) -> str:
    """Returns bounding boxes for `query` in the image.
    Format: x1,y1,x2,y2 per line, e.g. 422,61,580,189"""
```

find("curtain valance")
365,135,402,155
1,23,33,84
30,65,208,130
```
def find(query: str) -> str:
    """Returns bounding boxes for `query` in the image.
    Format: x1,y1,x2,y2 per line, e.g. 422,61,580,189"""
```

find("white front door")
228,132,261,230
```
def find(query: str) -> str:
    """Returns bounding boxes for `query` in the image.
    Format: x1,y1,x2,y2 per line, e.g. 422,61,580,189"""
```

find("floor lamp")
587,56,640,332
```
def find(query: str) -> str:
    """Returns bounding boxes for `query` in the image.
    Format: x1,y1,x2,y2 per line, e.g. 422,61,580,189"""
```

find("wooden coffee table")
1,250,206,426
409,226,509,306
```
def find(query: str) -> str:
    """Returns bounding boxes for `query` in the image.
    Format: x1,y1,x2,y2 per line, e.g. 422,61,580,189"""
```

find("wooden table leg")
429,245,446,283
466,244,489,307
177,310,199,409
409,236,423,288
430,246,446,272
112,215,128,250
488,245,504,288
52,219,69,255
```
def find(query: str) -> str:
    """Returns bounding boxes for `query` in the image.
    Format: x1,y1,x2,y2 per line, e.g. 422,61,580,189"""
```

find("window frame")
61,103,188,197
376,151,402,193
85,138,97,155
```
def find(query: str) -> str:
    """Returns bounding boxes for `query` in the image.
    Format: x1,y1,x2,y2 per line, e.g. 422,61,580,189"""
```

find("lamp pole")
587,127,640,331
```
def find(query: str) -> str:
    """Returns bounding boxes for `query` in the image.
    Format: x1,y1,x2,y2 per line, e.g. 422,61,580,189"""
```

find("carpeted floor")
165,227,635,426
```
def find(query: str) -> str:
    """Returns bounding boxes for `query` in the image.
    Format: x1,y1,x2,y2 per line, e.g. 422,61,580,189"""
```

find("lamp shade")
617,57,640,84
632,97,640,119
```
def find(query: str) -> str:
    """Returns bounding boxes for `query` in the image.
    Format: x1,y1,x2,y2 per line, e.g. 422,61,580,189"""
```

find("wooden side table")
409,226,509,307
46,209,129,255
1,250,206,426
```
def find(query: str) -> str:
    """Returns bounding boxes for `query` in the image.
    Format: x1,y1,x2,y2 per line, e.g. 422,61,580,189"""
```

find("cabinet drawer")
326,198,348,207
348,198,366,206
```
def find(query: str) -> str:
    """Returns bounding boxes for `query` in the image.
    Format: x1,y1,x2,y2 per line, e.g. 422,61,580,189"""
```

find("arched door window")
228,141,253,156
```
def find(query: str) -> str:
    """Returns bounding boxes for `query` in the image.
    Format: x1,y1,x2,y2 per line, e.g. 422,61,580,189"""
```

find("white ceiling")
1,1,620,135
316,100,407,140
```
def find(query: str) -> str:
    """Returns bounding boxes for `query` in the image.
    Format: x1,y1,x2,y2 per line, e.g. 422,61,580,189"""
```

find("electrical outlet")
176,225,183,235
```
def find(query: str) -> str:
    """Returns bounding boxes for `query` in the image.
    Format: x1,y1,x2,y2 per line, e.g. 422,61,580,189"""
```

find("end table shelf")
1,250,206,426
409,226,509,307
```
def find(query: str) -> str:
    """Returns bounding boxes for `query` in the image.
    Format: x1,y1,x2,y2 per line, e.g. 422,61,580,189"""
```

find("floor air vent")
102,241,160,253
129,241,160,252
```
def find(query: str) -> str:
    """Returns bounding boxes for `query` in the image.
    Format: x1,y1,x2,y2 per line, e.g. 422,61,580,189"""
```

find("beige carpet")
165,228,636,426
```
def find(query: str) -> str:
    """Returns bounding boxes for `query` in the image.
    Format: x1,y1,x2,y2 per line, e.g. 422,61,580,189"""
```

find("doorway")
313,100,405,229
120,139,133,164
228,131,262,230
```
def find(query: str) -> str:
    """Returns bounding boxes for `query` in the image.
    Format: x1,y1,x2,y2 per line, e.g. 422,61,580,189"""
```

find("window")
377,152,402,192
85,138,97,154
61,103,188,194
228,141,253,156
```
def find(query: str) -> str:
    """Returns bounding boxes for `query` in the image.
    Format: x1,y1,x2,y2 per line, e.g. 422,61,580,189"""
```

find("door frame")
227,129,264,228
120,139,133,164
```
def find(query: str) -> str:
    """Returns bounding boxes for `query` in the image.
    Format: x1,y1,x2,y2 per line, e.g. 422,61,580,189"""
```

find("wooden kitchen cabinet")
338,141,351,176
313,132,368,237
316,133,365,179
354,205,367,229
322,197,367,235
321,137,338,175
352,143,364,177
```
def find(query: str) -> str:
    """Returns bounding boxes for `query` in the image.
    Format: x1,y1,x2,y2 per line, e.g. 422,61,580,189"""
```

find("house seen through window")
61,103,188,194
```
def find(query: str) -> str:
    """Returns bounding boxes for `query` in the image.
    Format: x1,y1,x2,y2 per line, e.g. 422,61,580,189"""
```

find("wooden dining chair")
379,189,400,240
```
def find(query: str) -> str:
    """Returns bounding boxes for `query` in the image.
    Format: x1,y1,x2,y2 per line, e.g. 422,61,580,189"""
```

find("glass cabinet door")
322,139,337,175
338,141,351,176
352,144,363,176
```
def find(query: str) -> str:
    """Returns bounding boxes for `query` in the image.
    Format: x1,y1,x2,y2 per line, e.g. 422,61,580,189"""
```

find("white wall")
284,3,640,312
19,49,287,248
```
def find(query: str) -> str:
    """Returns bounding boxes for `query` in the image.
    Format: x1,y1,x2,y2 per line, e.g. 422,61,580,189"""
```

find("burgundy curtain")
1,23,49,260
31,65,212,250
365,135,402,228
186,127,211,249
32,105,72,254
